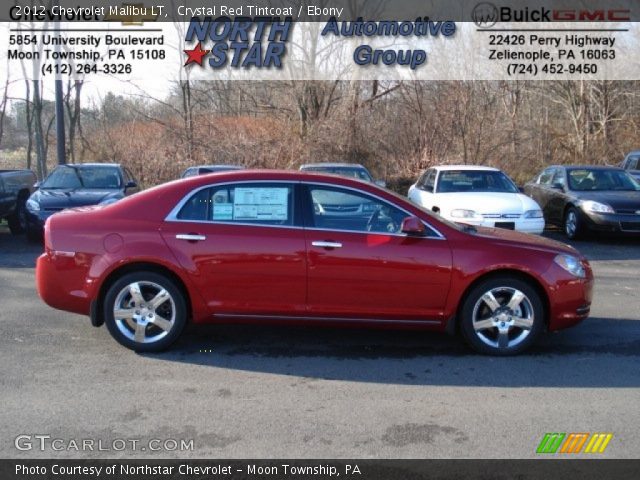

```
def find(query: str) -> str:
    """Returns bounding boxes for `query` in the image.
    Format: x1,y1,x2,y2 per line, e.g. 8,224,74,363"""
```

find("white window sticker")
213,203,233,220
233,187,289,221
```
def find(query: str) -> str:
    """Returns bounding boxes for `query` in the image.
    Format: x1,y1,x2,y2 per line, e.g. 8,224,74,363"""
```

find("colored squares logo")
537,433,613,454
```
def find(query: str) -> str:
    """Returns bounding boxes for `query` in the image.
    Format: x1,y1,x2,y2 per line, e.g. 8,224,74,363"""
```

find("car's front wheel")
459,276,544,355
564,207,583,240
103,271,187,352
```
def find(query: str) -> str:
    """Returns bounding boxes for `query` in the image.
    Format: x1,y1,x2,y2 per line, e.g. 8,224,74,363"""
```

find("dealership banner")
2,0,640,82
4,459,640,480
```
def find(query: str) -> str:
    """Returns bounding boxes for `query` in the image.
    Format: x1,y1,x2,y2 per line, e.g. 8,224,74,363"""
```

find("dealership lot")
0,224,638,458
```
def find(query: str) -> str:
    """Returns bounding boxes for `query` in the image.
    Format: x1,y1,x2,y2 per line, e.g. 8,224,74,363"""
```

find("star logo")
184,42,210,66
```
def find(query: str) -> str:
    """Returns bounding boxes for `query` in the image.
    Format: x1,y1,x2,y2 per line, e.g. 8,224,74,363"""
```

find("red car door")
161,182,307,317
303,184,453,322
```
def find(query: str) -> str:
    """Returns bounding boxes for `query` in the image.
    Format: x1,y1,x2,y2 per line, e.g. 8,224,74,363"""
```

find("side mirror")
125,181,137,189
401,216,426,236
374,179,386,188
33,181,41,189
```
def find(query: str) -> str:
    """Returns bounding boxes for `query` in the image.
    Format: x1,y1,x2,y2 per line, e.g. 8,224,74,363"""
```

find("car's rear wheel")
564,207,583,240
103,271,187,352
459,276,544,355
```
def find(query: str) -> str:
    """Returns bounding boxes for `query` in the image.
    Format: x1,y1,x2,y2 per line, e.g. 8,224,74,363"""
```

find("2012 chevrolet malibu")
36,171,594,355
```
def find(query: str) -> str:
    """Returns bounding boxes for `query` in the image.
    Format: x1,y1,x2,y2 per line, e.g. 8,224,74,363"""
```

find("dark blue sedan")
26,163,139,241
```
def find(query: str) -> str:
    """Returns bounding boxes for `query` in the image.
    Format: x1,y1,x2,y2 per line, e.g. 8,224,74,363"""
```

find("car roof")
189,165,244,169
59,163,121,168
432,165,500,172
555,165,624,171
300,163,366,169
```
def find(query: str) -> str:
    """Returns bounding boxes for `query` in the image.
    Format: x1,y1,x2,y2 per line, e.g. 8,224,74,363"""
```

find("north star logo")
182,17,292,69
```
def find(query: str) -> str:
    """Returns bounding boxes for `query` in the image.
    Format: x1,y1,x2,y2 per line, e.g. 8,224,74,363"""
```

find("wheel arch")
91,261,193,328
451,268,550,334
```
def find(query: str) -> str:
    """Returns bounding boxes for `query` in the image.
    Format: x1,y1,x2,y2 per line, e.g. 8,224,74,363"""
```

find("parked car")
524,165,640,239
620,151,640,181
36,170,593,356
408,166,545,234
26,163,139,241
181,165,244,178
299,163,386,187
0,169,37,235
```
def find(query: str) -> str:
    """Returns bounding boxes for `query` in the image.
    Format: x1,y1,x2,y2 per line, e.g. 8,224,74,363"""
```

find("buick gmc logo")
471,3,631,26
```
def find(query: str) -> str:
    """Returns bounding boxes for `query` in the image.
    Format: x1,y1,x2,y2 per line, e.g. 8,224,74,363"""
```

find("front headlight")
450,209,481,219
580,200,614,214
554,254,586,278
524,209,543,219
26,198,40,212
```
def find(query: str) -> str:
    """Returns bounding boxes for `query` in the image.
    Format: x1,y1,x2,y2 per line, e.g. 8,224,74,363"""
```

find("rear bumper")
36,251,93,316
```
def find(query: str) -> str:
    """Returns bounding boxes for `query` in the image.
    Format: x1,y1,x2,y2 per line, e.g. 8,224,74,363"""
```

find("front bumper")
546,260,594,331
26,209,56,232
446,216,545,234
582,211,640,234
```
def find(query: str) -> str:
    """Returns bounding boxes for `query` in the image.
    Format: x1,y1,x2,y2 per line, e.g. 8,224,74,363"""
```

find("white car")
407,166,545,234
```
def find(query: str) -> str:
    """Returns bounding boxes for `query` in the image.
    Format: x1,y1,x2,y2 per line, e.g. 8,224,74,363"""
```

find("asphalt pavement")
0,223,638,459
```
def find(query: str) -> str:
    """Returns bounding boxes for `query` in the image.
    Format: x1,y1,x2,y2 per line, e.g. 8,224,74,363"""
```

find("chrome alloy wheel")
471,286,535,350
113,281,176,344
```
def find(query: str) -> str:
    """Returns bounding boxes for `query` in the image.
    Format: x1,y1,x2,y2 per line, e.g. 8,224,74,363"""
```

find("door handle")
312,241,342,249
176,234,206,241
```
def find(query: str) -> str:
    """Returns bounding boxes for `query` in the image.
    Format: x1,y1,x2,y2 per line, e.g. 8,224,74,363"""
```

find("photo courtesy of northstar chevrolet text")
0,0,639,478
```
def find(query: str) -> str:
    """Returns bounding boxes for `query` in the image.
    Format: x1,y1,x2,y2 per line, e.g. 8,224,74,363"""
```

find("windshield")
567,169,640,191
304,167,373,182
437,170,519,193
41,166,122,190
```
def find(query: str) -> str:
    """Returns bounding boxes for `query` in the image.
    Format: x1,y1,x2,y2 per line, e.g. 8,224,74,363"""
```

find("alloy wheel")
471,286,534,350
113,281,176,344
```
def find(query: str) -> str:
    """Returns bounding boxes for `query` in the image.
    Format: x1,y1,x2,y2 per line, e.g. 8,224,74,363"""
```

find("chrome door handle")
176,234,206,241
312,241,342,249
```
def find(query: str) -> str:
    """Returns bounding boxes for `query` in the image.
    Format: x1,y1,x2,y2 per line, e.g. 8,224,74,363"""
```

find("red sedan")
36,170,594,355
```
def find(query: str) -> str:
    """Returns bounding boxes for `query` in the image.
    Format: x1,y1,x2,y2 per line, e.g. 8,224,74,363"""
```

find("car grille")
616,209,640,215
482,213,521,219
324,205,360,213
620,222,640,232
43,207,65,212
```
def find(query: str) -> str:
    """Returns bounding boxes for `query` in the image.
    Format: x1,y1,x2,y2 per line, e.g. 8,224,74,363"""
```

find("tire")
103,271,187,352
7,194,28,235
564,206,583,240
459,276,544,356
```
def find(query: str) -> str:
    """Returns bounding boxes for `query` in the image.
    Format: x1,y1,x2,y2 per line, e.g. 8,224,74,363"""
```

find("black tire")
103,271,187,352
7,194,28,235
459,276,545,356
564,206,583,240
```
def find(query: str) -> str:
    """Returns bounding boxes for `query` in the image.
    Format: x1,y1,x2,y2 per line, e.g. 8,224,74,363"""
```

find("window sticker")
233,187,289,221
213,203,234,220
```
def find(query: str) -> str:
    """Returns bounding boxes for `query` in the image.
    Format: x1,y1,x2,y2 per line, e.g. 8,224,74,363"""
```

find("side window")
177,183,294,226
308,186,407,234
424,170,436,192
124,168,136,183
628,157,640,170
551,169,566,186
538,168,555,185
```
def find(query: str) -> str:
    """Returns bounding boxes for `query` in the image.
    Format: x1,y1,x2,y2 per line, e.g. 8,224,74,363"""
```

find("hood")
31,188,121,210
437,192,540,215
573,190,640,211
473,225,579,256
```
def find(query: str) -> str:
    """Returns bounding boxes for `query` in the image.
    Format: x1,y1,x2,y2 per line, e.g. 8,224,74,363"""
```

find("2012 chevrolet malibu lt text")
35,171,594,355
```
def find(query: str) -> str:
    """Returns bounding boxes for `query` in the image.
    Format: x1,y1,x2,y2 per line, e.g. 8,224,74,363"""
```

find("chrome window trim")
165,179,446,240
